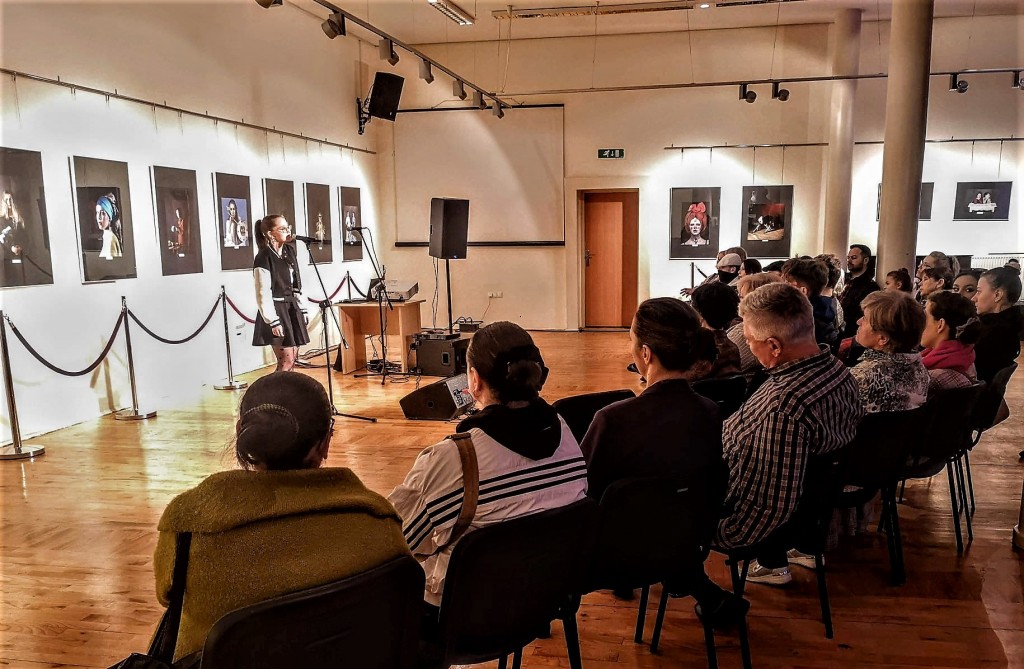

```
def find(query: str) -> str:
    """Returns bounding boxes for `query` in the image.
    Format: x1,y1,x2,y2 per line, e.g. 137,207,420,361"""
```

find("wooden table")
334,299,423,373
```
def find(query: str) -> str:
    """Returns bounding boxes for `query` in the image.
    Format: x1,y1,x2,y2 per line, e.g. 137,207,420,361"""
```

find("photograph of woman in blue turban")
95,192,122,260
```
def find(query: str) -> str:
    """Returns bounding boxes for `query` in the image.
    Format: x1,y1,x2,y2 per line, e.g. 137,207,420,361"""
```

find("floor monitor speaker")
400,373,474,421
368,72,404,121
429,198,469,260
414,336,469,377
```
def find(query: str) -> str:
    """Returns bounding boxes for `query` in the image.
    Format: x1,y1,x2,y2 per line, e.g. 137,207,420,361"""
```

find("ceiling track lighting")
453,80,468,100
379,38,399,66
321,12,345,38
772,81,790,102
739,83,756,103
1013,71,1024,90
419,59,435,84
254,0,283,7
492,102,505,119
949,73,969,94
428,0,475,25
472,90,485,109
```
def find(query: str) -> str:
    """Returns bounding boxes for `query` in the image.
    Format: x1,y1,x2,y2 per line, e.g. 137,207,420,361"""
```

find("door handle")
585,249,593,267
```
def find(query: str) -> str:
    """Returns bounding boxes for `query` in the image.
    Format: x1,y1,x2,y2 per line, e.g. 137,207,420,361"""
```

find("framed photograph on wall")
214,172,253,271
152,166,203,276
743,185,793,259
0,147,53,288
340,186,363,262
264,178,296,237
304,182,332,264
876,182,934,221
953,181,1013,221
72,157,137,283
669,187,720,259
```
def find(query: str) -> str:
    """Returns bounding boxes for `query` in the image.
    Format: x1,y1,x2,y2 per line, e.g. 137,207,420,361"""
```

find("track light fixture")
492,103,504,119
453,80,468,100
321,12,346,38
772,81,790,102
379,38,399,66
418,59,435,84
739,83,756,103
949,73,968,94
472,90,485,108
1013,71,1024,90
254,0,282,7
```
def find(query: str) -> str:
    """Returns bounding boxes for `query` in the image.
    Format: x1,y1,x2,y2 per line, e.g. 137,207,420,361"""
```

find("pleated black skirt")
252,297,310,348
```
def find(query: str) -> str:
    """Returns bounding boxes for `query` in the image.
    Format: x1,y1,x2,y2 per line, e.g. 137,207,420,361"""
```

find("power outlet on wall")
487,291,503,298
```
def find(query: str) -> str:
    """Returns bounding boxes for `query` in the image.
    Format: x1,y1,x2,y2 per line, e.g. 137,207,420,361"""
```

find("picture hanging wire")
970,140,975,166
751,145,757,184
997,139,1004,178
781,145,787,183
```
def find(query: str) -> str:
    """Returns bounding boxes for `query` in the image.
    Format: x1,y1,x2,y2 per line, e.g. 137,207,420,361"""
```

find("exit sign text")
598,149,625,159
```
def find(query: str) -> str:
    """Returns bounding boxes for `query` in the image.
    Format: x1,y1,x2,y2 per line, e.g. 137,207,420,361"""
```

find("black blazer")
973,307,1023,383
581,378,726,506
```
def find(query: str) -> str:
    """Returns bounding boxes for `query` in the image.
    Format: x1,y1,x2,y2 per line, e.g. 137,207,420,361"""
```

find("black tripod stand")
352,227,395,386
295,238,376,423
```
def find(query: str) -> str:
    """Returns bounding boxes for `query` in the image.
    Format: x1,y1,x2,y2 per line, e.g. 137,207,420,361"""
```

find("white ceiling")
314,0,1024,46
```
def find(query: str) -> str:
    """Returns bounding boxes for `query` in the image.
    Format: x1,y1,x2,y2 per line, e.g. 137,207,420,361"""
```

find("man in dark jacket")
840,244,881,338
781,258,840,350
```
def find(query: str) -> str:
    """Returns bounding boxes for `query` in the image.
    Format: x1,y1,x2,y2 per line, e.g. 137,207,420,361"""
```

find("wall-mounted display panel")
153,166,203,276
72,157,137,283
669,187,720,259
877,182,934,221
0,147,53,288
340,186,363,262
743,185,793,259
264,178,295,230
214,172,253,271
953,181,1013,221
304,182,332,264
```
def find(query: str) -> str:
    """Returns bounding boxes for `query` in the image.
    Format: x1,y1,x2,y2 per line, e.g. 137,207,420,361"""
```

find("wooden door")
583,191,638,328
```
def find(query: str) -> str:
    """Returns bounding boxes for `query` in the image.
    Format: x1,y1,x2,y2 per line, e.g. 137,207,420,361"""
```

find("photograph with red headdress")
670,187,719,259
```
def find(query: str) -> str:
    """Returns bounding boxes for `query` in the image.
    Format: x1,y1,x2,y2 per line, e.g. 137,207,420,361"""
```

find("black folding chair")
419,499,599,669
692,375,747,418
839,406,927,585
584,476,736,668
963,362,1017,514
552,389,636,443
200,554,425,669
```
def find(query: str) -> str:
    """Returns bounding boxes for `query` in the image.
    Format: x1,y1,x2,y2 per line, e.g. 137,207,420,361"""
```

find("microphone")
291,235,331,244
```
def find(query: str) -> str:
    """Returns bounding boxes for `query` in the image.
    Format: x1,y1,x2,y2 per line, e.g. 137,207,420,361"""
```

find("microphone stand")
353,228,394,386
294,238,376,423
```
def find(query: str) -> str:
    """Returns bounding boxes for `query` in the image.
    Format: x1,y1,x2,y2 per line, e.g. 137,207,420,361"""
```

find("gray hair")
739,283,815,343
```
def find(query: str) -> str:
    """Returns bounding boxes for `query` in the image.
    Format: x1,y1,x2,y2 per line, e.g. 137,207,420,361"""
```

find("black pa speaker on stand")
358,72,404,134
429,198,469,334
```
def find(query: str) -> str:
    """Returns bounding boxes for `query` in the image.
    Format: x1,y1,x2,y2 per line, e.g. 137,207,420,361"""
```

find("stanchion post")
0,311,45,460
114,296,157,421
214,287,247,391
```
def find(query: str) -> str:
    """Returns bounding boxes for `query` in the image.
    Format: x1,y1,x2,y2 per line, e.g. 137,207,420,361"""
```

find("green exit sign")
598,148,625,159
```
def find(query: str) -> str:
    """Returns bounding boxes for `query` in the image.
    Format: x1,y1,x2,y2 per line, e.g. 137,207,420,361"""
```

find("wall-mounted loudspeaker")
429,198,469,260
367,72,405,122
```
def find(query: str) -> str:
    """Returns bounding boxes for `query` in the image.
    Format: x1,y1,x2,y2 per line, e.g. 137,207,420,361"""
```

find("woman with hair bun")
920,291,979,393
389,322,587,610
252,215,308,371
968,266,1024,383
153,372,408,664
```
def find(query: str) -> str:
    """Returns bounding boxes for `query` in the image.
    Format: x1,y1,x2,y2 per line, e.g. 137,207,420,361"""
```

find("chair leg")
814,554,833,639
701,617,719,669
562,612,584,669
964,449,977,516
880,491,899,580
955,456,974,544
898,478,907,503
498,656,508,669
511,648,523,669
736,604,753,669
889,489,907,585
946,463,964,554
650,585,670,654
634,584,650,643
728,558,746,599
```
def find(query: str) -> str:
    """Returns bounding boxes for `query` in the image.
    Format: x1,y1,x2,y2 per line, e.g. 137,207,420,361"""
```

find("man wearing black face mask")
716,253,743,287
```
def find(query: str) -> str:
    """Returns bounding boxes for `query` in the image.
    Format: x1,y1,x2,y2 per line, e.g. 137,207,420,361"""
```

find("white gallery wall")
0,0,382,440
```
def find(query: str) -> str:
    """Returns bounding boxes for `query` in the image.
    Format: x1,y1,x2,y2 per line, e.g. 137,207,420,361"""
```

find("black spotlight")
1013,71,1024,91
321,12,345,38
740,83,756,104
772,81,790,102
949,73,968,94
255,0,282,6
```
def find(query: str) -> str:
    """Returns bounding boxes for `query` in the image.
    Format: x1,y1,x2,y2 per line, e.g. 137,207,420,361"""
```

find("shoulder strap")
438,432,479,551
149,532,192,661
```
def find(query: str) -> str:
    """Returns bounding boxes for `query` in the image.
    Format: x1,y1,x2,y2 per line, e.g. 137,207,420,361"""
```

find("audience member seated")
952,269,983,299
840,244,881,338
1005,258,1021,274
850,291,930,413
917,266,954,303
389,322,587,612
715,252,744,288
728,272,783,383
816,253,846,334
690,282,743,379
916,251,959,297
715,283,862,586
582,297,724,503
153,372,409,664
966,266,1024,383
740,258,762,277
884,268,913,293
782,257,841,350
920,291,979,393
682,247,748,296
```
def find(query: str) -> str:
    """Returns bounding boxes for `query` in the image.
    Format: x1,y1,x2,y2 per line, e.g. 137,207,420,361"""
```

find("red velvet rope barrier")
224,294,257,324
306,275,348,304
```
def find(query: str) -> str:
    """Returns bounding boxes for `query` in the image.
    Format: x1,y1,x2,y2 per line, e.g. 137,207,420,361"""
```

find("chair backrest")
791,447,850,555
552,389,635,443
692,375,747,418
437,499,599,666
587,476,721,592
911,384,985,463
842,406,928,490
971,362,1017,434
201,554,424,669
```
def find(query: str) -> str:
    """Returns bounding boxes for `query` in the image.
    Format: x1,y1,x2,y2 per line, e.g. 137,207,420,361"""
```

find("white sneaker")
787,548,818,570
746,559,793,586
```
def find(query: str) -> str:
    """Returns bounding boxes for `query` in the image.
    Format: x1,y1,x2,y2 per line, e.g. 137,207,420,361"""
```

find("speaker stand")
445,259,455,335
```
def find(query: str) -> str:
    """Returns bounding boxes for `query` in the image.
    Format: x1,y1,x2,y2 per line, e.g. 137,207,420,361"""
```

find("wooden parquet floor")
1,331,1022,668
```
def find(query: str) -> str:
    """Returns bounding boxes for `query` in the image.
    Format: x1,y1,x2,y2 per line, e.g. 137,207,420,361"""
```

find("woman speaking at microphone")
252,215,309,371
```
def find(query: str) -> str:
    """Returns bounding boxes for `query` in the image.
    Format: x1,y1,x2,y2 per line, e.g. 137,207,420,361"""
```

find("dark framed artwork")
73,157,137,283
214,173,253,271
876,182,934,221
304,182,333,264
264,178,296,230
953,181,1013,221
153,166,203,276
669,187,720,259
743,185,793,259
0,147,53,288
340,186,363,262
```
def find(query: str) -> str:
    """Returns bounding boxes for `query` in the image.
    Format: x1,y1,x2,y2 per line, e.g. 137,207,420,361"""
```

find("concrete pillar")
822,9,862,261
876,0,934,278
